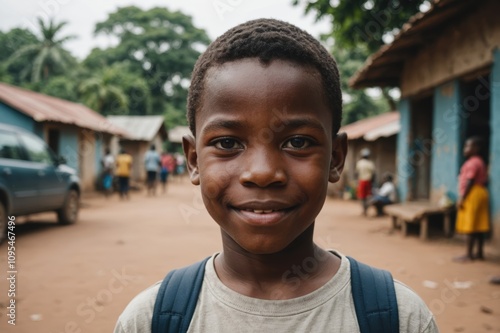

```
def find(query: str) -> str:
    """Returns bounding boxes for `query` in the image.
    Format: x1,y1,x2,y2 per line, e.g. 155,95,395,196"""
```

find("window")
0,130,24,160
19,133,53,164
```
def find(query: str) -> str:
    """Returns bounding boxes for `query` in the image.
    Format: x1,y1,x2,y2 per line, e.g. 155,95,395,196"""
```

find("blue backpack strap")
347,256,399,333
152,257,210,333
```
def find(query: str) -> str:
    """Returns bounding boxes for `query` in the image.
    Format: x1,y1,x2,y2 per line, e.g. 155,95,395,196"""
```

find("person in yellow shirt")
115,149,133,200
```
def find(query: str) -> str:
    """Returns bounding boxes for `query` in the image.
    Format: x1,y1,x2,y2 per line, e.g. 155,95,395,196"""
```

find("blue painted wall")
0,103,36,132
431,81,461,200
95,133,103,174
59,127,79,172
490,48,500,227
396,99,412,201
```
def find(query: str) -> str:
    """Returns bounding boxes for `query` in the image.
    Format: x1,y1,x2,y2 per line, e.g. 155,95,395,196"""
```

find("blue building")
350,0,500,243
0,82,127,191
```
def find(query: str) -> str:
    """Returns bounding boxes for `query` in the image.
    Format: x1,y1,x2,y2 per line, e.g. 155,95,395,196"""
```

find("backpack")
152,256,399,333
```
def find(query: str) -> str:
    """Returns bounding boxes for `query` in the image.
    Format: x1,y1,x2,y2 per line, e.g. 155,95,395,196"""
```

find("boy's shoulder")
114,281,161,333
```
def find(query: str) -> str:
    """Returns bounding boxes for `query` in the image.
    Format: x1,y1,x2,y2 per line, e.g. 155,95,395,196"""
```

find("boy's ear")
182,135,200,185
329,132,348,183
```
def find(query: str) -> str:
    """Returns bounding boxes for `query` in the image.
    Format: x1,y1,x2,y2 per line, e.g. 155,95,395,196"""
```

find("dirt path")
0,180,499,333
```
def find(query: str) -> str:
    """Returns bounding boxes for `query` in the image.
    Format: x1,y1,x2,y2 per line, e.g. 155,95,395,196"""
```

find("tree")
39,75,79,102
93,6,211,121
332,44,385,125
293,0,427,111
293,0,427,53
79,65,129,115
79,62,151,116
0,28,38,85
7,18,77,83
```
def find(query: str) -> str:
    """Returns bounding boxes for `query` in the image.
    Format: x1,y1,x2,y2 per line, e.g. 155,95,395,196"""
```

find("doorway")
460,75,491,165
410,95,434,200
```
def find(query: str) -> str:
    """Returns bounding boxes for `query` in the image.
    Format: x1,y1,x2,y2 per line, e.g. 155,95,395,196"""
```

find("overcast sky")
1,0,331,59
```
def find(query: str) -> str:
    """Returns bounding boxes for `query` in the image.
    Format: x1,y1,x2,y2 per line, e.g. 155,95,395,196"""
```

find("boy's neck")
214,225,340,300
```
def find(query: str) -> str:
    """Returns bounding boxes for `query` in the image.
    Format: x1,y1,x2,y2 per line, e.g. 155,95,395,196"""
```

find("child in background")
369,173,396,216
159,152,175,194
102,148,115,197
114,19,438,333
454,136,490,262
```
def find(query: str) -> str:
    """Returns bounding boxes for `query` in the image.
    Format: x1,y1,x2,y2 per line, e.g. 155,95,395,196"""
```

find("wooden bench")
384,202,455,240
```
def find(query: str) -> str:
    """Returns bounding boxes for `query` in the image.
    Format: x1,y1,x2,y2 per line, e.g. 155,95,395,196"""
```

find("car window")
18,133,54,164
0,130,24,160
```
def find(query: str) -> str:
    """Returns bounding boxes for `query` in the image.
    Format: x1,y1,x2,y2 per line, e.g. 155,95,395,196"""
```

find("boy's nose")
239,148,287,188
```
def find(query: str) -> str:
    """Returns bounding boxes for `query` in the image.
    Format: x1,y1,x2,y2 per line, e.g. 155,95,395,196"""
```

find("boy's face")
183,58,347,255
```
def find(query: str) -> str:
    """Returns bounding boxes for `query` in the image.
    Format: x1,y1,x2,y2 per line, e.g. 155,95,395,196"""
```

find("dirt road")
1,180,499,333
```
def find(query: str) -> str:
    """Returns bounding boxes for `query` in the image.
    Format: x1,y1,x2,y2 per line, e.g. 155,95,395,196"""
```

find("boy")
115,19,438,332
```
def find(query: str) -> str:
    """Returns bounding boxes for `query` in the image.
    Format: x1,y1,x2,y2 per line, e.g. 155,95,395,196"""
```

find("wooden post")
420,216,429,241
392,216,399,230
443,211,451,237
401,220,408,237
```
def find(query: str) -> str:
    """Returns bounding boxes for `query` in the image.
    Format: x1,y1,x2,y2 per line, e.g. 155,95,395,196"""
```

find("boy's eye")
283,137,311,149
214,138,243,150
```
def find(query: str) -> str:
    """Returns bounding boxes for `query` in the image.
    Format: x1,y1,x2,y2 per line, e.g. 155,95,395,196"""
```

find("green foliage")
6,19,77,83
293,0,425,118
93,6,211,116
294,0,426,52
39,76,79,101
0,28,38,85
331,44,385,125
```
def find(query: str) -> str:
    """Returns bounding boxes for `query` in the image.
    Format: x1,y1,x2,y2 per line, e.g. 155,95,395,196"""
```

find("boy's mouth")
230,202,296,225
242,209,279,214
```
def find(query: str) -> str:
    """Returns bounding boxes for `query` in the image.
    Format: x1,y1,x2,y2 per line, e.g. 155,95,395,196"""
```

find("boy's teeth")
249,209,274,214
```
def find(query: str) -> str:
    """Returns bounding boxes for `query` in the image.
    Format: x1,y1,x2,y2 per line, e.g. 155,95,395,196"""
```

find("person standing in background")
116,148,133,200
454,137,490,262
102,148,115,197
356,148,375,216
144,144,161,196
160,151,175,194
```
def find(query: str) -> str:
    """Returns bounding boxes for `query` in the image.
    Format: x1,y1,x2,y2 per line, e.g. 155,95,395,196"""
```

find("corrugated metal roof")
0,82,127,136
341,111,400,141
168,125,191,143
349,0,478,89
107,115,167,141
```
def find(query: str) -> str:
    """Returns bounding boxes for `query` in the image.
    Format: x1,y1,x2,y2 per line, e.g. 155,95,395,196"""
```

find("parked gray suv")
0,123,80,243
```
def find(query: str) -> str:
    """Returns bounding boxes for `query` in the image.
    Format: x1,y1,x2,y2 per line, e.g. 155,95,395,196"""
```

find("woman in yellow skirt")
454,137,490,262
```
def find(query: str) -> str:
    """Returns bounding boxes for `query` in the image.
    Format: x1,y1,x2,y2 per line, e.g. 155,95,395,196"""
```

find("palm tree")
79,65,129,115
8,18,76,82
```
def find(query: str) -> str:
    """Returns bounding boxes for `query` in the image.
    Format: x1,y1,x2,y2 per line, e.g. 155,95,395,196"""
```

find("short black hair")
467,136,484,153
187,18,342,136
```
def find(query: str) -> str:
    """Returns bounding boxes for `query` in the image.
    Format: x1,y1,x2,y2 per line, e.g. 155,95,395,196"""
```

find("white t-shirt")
379,182,397,202
356,159,375,181
144,150,161,172
103,154,115,171
114,252,439,333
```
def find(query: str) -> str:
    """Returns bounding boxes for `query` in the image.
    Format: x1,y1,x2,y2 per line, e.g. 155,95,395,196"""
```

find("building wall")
58,126,80,172
396,99,412,201
401,1,500,98
95,132,103,176
0,103,35,132
78,129,96,191
490,48,500,245
430,81,462,202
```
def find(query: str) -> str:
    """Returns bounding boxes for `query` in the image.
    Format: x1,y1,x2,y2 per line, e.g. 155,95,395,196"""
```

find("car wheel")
0,201,6,244
57,189,79,225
